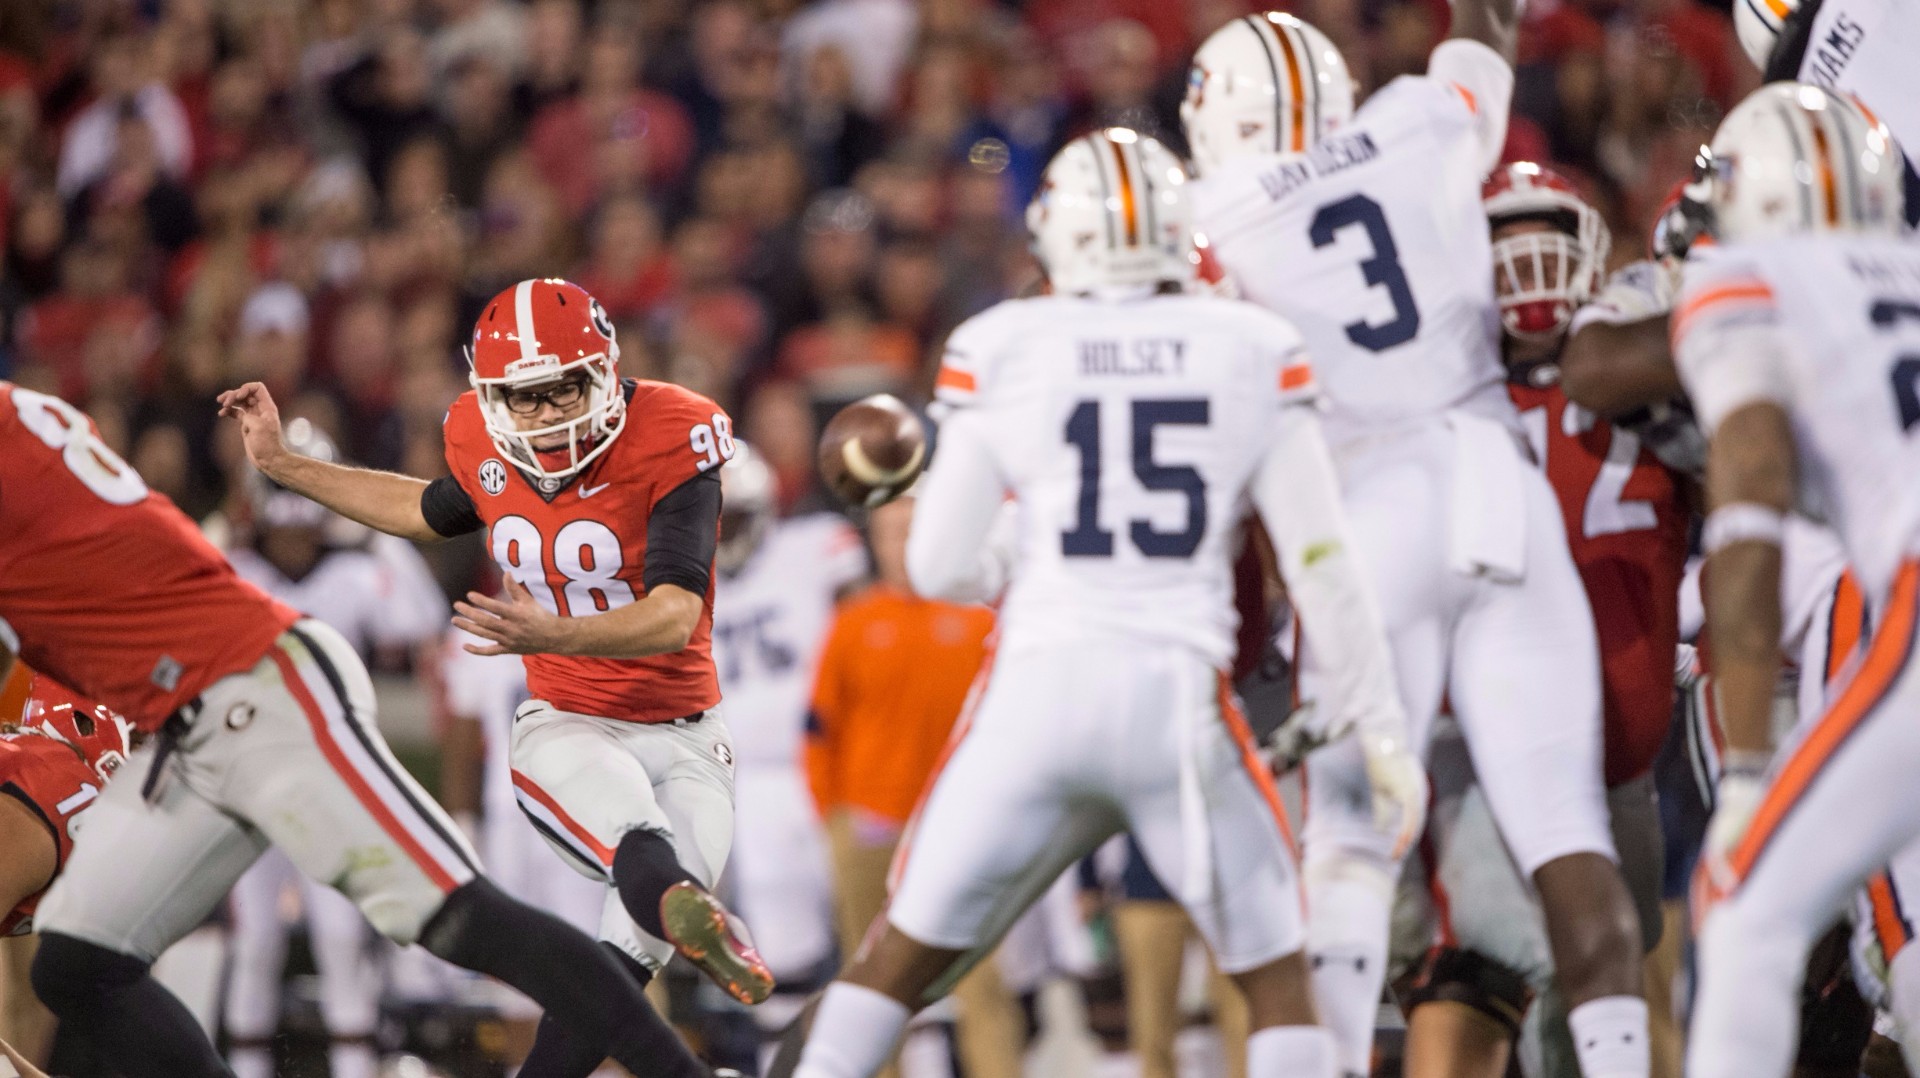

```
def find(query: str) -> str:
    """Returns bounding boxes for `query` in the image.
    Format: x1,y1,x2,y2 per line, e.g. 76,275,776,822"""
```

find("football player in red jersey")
1392,166,1692,1078
0,384,740,1078
220,277,767,1075
0,670,130,1069
1,672,133,938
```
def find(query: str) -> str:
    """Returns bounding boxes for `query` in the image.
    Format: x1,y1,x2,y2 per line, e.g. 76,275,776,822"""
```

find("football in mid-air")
817,394,927,508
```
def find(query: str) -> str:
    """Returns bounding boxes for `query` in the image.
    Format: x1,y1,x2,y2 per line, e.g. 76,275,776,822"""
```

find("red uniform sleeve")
626,382,735,510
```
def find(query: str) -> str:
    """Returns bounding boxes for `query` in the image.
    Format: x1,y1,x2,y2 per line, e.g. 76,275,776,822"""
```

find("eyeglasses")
502,377,588,416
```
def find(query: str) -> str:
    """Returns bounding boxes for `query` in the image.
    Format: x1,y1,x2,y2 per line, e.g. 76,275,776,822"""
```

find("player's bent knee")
29,932,149,1015
1395,946,1533,1039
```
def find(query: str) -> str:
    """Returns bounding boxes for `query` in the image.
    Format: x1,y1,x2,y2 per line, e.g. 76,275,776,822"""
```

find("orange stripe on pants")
1868,871,1913,959
1730,563,1920,884
1826,571,1867,686
1216,672,1298,858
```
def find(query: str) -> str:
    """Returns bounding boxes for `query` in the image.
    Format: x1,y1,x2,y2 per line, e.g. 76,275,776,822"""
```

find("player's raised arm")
903,411,1011,604
1249,398,1426,856
218,382,450,544
1447,0,1517,64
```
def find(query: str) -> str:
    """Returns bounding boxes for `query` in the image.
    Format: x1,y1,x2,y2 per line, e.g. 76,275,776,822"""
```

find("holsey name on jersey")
1805,12,1866,90
1256,131,1381,203
1079,337,1188,377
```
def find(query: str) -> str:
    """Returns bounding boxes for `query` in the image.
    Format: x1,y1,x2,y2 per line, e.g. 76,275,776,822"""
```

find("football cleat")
660,881,775,1006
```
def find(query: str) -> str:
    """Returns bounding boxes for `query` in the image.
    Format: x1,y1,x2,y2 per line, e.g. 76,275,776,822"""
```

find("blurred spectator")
327,28,439,191
512,0,584,117
57,30,193,199
325,291,406,470
71,103,197,256
958,25,1068,205
15,239,160,402
525,33,694,215
573,195,673,323
439,54,516,208
781,0,919,119
791,44,885,190
427,0,528,80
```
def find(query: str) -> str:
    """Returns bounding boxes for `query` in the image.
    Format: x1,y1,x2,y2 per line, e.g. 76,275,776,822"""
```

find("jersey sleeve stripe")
936,366,977,394
1672,280,1778,341
1279,362,1315,392
1449,82,1479,115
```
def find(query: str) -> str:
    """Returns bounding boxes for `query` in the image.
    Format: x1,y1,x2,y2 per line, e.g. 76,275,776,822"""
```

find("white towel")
1447,412,1528,584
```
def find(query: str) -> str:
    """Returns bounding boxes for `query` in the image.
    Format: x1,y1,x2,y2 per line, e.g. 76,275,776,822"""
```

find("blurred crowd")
0,0,1751,597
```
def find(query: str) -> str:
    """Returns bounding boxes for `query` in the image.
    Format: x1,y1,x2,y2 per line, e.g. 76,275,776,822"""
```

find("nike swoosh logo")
580,482,612,498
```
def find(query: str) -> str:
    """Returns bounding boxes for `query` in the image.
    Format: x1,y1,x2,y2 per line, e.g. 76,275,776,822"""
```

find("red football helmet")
21,675,135,782
1482,162,1611,343
467,279,627,481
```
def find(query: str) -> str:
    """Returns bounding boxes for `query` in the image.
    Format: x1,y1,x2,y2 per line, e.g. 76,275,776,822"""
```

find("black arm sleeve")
644,470,720,595
421,475,484,537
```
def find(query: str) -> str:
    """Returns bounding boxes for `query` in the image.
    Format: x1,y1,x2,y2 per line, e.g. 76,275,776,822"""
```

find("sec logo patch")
479,459,508,495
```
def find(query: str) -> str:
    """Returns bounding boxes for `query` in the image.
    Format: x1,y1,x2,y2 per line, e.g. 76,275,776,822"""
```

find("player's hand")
454,577,567,656
1696,767,1767,910
1359,730,1428,861
1262,700,1329,774
216,381,288,473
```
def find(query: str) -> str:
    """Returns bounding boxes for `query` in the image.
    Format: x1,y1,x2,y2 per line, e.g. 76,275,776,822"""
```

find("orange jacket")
806,584,994,827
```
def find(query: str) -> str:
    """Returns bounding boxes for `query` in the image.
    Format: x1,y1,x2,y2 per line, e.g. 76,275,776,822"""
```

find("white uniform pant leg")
1122,658,1307,975
1450,463,1614,876
885,646,1129,997
225,621,480,943
1690,566,1920,1078
509,703,736,970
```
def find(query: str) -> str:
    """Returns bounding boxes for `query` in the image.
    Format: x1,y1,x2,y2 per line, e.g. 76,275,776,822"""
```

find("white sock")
1567,995,1650,1078
230,1046,272,1078
1304,856,1393,1076
1246,1025,1337,1078
794,982,913,1078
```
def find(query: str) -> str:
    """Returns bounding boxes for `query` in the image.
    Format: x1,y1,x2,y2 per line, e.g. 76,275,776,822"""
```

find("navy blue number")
1061,400,1114,555
1869,300,1920,432
1130,400,1209,557
1309,194,1421,352
1892,358,1920,432
1061,398,1209,559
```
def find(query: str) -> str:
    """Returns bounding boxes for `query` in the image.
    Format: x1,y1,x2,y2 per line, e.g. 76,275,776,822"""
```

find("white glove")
1359,729,1429,860
1698,765,1766,906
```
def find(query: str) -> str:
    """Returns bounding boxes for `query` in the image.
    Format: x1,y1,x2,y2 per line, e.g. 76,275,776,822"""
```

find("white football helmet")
1027,128,1195,295
1707,82,1906,243
717,441,777,575
1181,12,1355,177
1732,0,1799,71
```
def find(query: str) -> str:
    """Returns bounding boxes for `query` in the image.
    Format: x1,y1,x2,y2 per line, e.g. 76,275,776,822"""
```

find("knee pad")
1394,945,1533,1039
30,933,150,1016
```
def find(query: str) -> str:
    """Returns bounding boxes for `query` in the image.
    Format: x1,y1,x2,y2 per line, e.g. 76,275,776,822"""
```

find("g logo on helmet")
588,299,615,341
479,459,508,496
